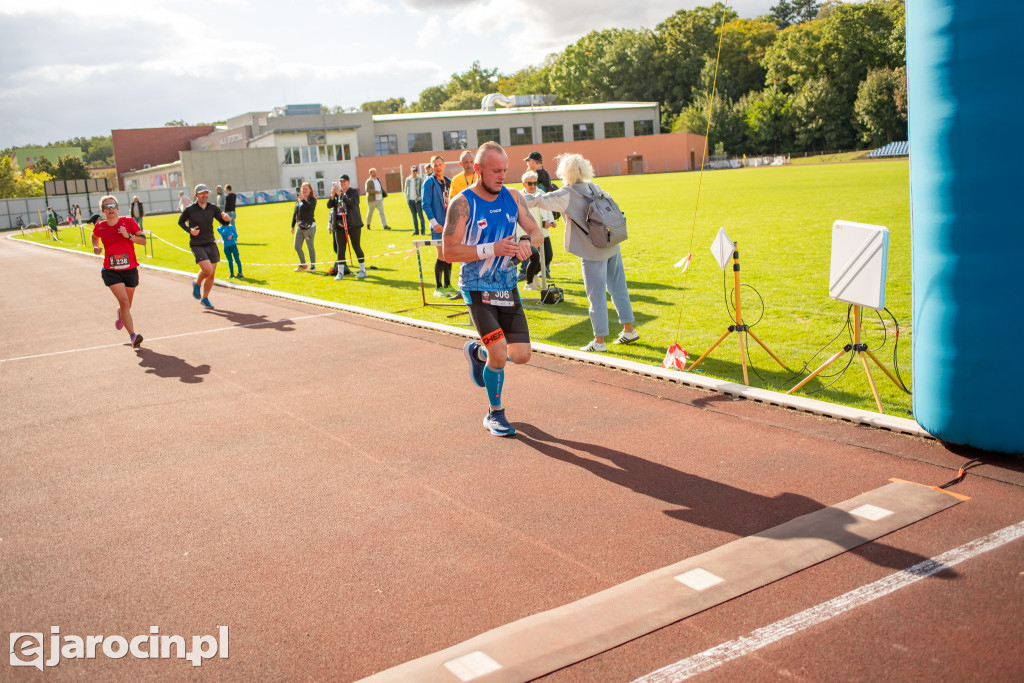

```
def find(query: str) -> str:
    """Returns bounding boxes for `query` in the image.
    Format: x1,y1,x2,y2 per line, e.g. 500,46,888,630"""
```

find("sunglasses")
102,204,118,209
524,182,537,186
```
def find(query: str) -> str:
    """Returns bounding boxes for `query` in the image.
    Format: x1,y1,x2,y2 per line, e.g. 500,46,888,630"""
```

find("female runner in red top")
91,194,146,348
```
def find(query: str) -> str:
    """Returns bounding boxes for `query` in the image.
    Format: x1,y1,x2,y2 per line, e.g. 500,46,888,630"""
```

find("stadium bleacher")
866,140,909,158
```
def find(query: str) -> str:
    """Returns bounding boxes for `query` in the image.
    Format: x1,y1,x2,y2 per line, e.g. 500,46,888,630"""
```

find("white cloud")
0,0,777,146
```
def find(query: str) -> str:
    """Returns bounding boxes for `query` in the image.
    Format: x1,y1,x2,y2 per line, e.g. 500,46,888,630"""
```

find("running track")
2,234,1022,680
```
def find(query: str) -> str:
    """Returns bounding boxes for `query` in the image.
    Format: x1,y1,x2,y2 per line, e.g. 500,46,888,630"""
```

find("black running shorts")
464,289,531,346
190,243,220,264
101,267,139,288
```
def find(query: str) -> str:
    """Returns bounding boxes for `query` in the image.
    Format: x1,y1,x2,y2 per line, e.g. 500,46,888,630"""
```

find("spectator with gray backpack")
523,153,638,352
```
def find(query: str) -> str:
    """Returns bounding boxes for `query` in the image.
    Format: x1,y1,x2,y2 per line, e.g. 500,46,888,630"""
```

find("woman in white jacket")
524,153,638,352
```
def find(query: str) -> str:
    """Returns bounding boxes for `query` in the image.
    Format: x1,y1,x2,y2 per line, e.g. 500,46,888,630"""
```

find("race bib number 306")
108,254,130,270
482,290,515,307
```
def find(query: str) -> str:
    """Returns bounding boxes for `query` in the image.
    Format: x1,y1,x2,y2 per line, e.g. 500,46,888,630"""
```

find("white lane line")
634,520,1024,683
0,312,335,364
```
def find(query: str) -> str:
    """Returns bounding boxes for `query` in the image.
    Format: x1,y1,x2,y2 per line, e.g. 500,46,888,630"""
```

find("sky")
0,0,775,150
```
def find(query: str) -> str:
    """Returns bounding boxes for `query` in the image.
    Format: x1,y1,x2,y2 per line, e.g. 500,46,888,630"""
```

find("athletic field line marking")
633,520,1024,683
0,312,336,364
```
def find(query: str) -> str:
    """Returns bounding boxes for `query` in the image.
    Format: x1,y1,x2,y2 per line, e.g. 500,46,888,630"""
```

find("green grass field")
22,159,914,415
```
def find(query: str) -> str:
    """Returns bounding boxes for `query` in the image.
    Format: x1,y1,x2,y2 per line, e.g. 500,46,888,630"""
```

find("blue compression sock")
482,365,504,410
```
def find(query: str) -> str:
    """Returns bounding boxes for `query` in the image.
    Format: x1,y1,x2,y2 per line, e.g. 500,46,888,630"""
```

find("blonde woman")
523,154,637,352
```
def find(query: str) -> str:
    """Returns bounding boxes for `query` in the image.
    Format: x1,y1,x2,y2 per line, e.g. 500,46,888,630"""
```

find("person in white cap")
178,183,232,309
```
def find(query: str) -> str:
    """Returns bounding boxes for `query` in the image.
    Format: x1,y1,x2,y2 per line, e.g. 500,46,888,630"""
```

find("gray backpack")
567,185,628,248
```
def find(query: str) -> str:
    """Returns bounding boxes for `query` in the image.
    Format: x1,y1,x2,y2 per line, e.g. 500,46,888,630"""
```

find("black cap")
339,174,350,181
524,151,543,162
411,165,418,171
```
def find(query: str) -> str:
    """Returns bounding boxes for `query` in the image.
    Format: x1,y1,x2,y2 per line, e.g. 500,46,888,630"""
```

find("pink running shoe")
115,309,124,330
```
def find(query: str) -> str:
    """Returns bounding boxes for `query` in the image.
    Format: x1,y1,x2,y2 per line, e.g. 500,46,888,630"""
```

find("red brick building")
111,125,214,190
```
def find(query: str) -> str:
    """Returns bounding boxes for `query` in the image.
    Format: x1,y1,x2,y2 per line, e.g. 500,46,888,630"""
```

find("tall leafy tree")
495,56,557,96
761,19,824,93
411,85,448,113
654,3,739,119
764,0,822,29
854,67,906,146
792,77,855,151
743,87,795,154
360,98,408,115
446,61,500,98
54,155,91,180
700,18,779,101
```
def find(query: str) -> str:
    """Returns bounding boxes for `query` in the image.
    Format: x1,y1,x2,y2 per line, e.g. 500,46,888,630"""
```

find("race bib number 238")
108,254,130,270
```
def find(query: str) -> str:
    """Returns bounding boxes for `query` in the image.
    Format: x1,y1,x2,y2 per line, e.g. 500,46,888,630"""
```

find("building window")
541,125,564,143
407,132,433,153
634,120,655,136
573,123,594,141
326,143,350,161
477,128,500,145
444,130,468,150
290,178,303,189
509,126,533,146
375,134,398,155
604,121,626,139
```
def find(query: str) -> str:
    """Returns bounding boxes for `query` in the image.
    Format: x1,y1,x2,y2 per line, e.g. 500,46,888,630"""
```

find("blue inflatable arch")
908,0,1024,453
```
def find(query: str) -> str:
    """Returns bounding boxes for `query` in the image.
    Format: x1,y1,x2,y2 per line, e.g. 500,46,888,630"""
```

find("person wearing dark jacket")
290,182,317,271
327,175,366,279
178,183,232,309
129,196,145,230
224,184,237,227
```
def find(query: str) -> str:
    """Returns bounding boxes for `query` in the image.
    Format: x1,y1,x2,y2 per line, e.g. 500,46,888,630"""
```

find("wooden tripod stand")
686,242,788,385
786,305,904,413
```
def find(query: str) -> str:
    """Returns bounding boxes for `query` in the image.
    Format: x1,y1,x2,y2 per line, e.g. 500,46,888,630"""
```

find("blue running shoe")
464,340,485,387
192,281,201,299
201,297,214,309
483,409,515,437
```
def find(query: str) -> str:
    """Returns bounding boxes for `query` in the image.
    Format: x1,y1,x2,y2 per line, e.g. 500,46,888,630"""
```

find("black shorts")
101,267,139,288
464,289,531,346
191,243,220,264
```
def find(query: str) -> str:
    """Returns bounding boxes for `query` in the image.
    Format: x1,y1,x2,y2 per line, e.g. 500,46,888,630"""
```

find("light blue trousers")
580,251,634,337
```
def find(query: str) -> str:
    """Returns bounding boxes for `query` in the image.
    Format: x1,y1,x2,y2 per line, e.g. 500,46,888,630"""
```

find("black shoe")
132,333,143,349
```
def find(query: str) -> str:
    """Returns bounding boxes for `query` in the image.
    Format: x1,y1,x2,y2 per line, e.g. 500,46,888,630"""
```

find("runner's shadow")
513,423,954,576
203,308,296,332
135,348,210,384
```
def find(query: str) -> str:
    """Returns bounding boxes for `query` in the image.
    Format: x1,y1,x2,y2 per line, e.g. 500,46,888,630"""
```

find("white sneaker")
524,282,539,291
334,271,344,281
580,340,607,352
356,269,367,279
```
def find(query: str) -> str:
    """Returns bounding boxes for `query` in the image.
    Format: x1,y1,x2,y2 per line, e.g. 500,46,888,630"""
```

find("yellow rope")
673,3,730,343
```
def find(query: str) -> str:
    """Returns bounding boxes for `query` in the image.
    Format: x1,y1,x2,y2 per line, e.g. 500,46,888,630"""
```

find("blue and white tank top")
459,186,519,292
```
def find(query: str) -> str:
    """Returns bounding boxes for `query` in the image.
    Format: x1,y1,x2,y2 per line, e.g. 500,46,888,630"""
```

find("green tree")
32,156,56,176
764,0,822,28
700,18,779,101
817,0,903,101
550,28,659,105
496,56,556,96
673,91,747,156
360,97,407,115
446,61,500,98
743,87,795,153
654,3,738,117
440,89,489,111
54,155,91,180
164,119,189,126
761,18,824,93
411,85,448,113
0,156,49,198
854,67,906,147
792,77,855,151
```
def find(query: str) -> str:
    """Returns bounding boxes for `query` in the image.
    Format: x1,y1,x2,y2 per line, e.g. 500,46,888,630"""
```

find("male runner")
178,183,232,309
443,141,543,436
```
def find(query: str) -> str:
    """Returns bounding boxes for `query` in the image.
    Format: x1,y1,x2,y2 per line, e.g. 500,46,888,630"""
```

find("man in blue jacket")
421,155,453,296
